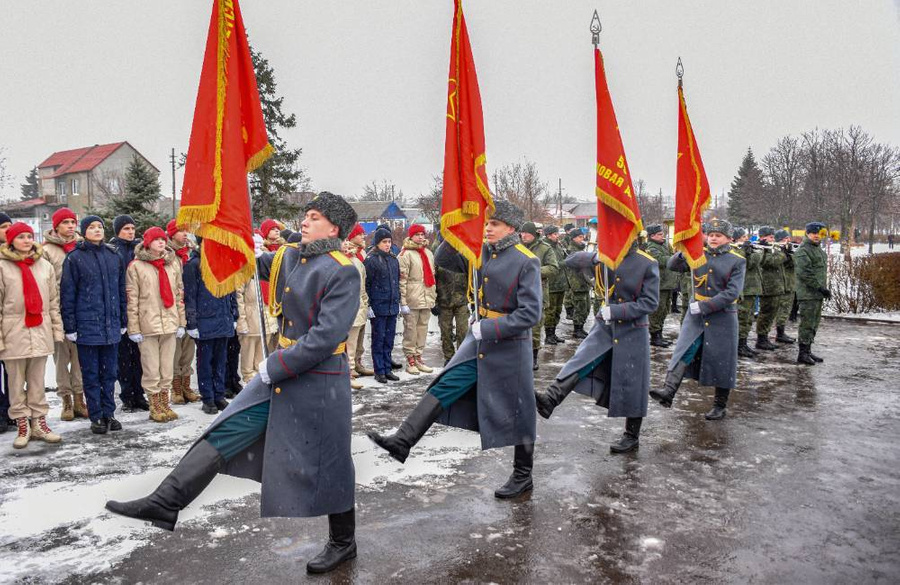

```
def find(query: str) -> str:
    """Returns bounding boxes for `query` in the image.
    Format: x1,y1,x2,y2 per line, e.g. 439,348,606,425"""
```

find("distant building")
0,198,61,241
348,201,407,233
36,141,159,216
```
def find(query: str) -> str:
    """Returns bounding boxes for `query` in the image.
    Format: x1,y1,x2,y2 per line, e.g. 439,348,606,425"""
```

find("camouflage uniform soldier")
731,227,762,358
544,226,569,344
521,222,559,369
434,242,470,365
773,229,796,344
754,226,786,350
561,223,576,320
565,229,591,339
644,224,677,347
794,222,829,365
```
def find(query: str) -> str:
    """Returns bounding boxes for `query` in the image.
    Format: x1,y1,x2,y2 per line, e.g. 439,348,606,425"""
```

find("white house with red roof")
37,141,158,215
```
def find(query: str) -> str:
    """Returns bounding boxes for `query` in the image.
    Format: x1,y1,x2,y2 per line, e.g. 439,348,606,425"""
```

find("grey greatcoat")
198,238,360,518
667,244,745,389
431,236,542,449
556,248,659,417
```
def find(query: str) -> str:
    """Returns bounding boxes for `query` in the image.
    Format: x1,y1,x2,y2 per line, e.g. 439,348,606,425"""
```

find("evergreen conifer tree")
727,148,765,226
100,156,166,234
20,167,39,201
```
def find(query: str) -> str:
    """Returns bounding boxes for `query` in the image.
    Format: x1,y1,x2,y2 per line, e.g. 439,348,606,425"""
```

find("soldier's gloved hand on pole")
471,320,483,340
253,233,265,258
400,305,410,315
600,305,612,322
690,301,701,315
129,333,144,344
258,360,271,384
176,327,185,339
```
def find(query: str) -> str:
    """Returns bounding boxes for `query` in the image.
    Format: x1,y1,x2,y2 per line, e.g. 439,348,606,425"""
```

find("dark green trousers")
756,294,781,336
650,290,673,335
798,299,823,345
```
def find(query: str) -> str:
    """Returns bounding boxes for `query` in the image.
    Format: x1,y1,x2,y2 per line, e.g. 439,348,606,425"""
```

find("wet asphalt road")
60,316,900,584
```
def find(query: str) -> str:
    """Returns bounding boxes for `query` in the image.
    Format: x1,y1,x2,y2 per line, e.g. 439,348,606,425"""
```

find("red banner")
177,0,273,296
673,84,711,269
594,48,642,270
440,0,494,269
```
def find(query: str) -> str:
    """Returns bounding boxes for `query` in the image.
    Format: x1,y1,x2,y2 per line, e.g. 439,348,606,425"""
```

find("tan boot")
171,376,185,405
13,418,30,449
31,416,62,444
181,376,201,403
351,378,364,390
354,361,375,377
415,356,433,373
60,395,74,421
161,389,179,421
405,355,420,375
148,393,168,423
72,393,89,419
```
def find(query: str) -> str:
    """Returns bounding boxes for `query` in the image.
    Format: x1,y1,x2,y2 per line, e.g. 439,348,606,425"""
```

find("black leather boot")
755,334,777,351
544,327,558,345
808,344,824,363
572,325,588,340
535,373,579,419
494,443,534,499
737,337,757,358
306,508,357,574
105,440,224,530
705,387,730,420
797,343,816,365
367,393,443,463
649,360,688,408
549,328,565,343
650,332,671,347
775,326,795,344
532,348,539,371
610,417,642,453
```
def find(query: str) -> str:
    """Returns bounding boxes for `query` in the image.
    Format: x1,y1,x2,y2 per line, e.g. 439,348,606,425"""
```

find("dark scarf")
299,237,342,258
489,232,521,254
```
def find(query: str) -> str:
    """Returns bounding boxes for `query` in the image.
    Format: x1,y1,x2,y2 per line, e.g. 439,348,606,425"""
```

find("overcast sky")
2,0,899,210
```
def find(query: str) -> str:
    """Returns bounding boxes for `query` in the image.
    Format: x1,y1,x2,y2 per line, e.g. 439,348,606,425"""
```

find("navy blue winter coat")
60,241,127,345
109,236,140,267
183,251,238,340
364,249,400,317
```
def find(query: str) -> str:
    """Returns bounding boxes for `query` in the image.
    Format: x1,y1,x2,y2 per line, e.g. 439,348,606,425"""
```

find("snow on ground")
825,241,895,257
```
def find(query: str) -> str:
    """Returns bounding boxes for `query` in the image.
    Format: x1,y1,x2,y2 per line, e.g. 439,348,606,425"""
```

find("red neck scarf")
15,257,44,327
62,240,77,254
148,257,175,308
265,242,281,252
416,247,435,288
175,246,190,265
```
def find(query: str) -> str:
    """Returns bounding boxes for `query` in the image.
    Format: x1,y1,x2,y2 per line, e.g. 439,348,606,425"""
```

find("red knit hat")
166,219,180,238
260,219,282,239
348,223,365,240
408,224,425,237
6,222,34,243
142,226,168,248
52,208,77,229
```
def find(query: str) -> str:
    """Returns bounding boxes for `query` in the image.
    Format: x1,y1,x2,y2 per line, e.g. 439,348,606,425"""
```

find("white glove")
367,307,375,319
400,305,410,315
690,301,701,315
471,320,483,340
600,306,612,321
129,333,144,344
253,233,265,258
65,332,77,342
120,327,127,335
187,328,200,339
238,329,249,335
258,359,271,384
233,321,238,330
176,327,185,339
593,252,601,265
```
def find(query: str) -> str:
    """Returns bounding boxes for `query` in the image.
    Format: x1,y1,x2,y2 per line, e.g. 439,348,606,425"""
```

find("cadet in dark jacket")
61,216,128,434
544,225,569,344
364,227,401,383
793,222,829,365
536,242,659,453
650,219,746,420
644,224,677,347
106,193,361,575
521,222,559,367
183,241,238,414
109,215,147,412
754,226,787,350
434,236,470,364
369,201,542,499
773,229,797,344
731,227,762,358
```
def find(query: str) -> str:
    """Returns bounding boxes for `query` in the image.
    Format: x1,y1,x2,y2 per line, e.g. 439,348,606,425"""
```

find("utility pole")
169,148,177,217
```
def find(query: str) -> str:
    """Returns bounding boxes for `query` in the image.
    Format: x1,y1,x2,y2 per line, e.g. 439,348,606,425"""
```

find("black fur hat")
490,200,525,231
303,192,358,239
645,223,664,236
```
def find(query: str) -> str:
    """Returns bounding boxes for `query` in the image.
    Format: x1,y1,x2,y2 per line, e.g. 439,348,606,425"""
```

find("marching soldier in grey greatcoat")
650,219,746,420
368,200,542,499
535,242,659,453
106,193,361,575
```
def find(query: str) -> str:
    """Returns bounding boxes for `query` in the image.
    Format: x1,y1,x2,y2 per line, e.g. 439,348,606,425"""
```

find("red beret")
260,219,282,239
142,226,168,249
348,223,365,240
408,224,425,237
6,222,34,243
166,219,180,238
52,208,77,230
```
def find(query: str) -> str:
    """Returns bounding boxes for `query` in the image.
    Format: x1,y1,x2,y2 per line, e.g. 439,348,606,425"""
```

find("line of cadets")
95,195,832,574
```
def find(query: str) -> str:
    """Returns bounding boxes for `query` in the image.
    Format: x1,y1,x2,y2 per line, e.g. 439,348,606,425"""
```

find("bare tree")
491,158,551,222
761,135,805,227
860,142,900,253
415,175,443,225
0,147,15,202
362,179,404,204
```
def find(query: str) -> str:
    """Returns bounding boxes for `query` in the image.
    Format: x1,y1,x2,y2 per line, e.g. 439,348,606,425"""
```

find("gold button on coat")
478,353,484,359
301,258,307,264
274,387,281,394
285,286,291,292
